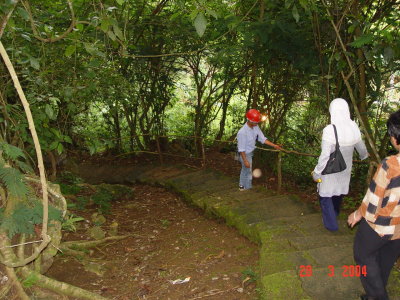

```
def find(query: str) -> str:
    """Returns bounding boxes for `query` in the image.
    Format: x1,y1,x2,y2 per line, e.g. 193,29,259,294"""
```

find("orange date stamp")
299,265,367,277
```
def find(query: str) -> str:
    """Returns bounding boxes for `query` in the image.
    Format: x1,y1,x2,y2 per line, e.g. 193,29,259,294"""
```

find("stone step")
299,266,364,300
260,244,355,276
166,169,224,188
261,232,354,253
260,213,354,235
260,267,363,300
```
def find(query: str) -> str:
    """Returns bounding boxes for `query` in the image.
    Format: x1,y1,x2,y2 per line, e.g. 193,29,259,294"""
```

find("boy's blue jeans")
319,195,343,231
239,152,253,189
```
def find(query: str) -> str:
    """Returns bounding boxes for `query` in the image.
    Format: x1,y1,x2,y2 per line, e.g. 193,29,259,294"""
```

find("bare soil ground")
46,182,259,300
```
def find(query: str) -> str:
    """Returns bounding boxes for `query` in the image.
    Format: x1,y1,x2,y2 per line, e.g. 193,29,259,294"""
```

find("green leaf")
116,0,124,4
49,141,59,151
50,128,61,138
206,9,218,19
76,23,84,31
45,104,56,120
299,0,308,10
194,12,207,37
49,96,60,103
0,167,29,198
63,135,73,144
65,45,76,57
113,25,124,40
349,34,374,48
17,7,29,21
100,19,110,32
84,43,106,58
107,31,116,41
16,161,33,173
190,9,199,20
1,142,25,160
292,5,300,23
21,33,31,41
348,24,356,34
29,57,40,70
57,143,64,155
170,12,180,21
285,0,293,9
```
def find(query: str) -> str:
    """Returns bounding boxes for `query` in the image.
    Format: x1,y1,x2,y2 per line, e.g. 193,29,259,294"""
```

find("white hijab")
322,98,361,146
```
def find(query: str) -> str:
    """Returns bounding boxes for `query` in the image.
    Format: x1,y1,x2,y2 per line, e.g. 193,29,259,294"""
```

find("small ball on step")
252,168,262,178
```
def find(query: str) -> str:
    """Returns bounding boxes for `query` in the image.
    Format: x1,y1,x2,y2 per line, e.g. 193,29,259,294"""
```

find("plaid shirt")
358,155,400,240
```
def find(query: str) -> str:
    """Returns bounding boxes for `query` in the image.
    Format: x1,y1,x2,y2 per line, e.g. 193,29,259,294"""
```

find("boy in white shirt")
237,109,282,190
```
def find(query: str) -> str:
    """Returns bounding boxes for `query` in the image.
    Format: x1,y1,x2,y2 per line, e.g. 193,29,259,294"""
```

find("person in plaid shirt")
348,110,400,300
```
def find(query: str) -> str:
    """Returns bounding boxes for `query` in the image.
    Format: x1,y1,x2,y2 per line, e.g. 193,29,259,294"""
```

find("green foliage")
0,202,63,238
241,267,258,283
61,214,85,232
1,0,399,191
58,171,83,195
59,183,81,196
349,34,374,48
0,142,25,161
22,272,39,288
75,196,90,210
58,171,83,185
342,196,360,211
91,188,113,214
0,165,29,198
96,184,133,201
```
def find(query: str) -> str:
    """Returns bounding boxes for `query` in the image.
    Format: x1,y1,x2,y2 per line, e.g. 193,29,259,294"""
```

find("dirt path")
46,183,259,300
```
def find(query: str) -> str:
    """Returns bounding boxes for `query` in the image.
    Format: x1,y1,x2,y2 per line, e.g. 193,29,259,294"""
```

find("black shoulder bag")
321,124,347,175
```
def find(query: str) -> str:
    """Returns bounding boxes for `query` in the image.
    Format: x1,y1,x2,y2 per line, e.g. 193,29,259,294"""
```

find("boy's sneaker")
239,185,245,191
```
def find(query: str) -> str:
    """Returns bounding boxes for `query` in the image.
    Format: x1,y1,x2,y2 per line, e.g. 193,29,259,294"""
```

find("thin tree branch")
0,41,50,267
0,0,20,39
22,0,75,43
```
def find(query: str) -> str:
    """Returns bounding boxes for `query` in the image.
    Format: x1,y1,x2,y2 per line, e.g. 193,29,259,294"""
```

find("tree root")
0,281,12,299
60,235,130,252
6,266,30,300
21,268,109,300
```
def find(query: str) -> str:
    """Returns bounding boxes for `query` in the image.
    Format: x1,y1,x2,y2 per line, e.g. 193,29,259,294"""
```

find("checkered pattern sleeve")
358,156,400,240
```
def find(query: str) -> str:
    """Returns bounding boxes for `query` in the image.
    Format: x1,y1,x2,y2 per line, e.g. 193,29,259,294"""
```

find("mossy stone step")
260,244,354,276
181,178,236,193
213,189,260,201
261,234,354,253
234,197,315,224
299,266,363,300
190,184,242,201
166,170,224,188
260,267,364,300
260,270,311,300
139,165,192,181
257,213,354,237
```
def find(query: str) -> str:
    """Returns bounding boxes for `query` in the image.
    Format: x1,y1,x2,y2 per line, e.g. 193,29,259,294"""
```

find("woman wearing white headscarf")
312,98,369,231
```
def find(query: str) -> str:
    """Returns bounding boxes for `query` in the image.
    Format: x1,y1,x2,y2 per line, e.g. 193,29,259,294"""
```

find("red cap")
246,109,261,123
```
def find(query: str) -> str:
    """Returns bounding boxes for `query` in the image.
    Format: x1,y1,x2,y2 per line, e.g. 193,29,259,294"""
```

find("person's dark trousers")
319,195,343,231
354,218,400,300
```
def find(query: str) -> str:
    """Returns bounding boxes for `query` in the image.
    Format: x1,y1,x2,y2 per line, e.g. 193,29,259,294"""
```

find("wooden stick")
277,151,282,193
200,138,206,168
156,136,163,164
